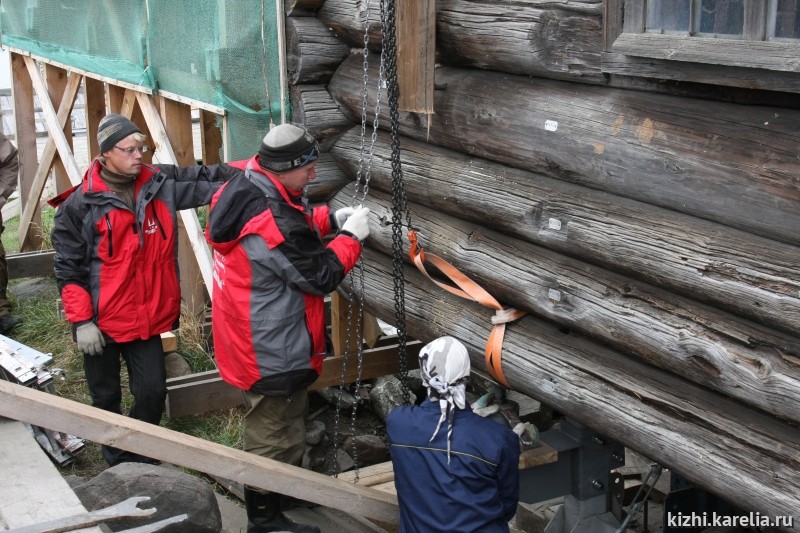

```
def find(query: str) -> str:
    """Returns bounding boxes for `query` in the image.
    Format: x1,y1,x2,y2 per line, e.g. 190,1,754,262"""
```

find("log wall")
285,0,800,516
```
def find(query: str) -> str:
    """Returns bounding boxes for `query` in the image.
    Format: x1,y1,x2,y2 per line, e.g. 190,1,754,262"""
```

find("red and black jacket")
50,159,240,343
205,158,362,396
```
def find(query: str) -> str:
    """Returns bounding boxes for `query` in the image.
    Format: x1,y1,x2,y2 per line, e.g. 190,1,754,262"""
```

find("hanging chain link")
382,0,412,405
330,0,387,481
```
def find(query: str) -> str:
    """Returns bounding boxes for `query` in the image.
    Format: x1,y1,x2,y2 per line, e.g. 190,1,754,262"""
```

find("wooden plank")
7,250,55,280
160,331,177,353
397,0,435,113
84,77,105,158
5,46,153,95
11,52,43,251
602,51,800,94
338,443,558,493
622,0,645,33
331,290,361,357
156,89,225,115
16,72,82,251
0,419,102,532
45,64,75,194
106,84,125,114
518,444,559,469
158,97,206,317
0,380,400,523
199,110,223,165
166,342,422,418
604,0,625,51
611,32,800,72
135,92,213,294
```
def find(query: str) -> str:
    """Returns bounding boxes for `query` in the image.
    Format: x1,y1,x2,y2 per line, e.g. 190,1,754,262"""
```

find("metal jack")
518,417,625,533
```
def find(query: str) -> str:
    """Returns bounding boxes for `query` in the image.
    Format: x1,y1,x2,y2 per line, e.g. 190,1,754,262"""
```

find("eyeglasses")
114,145,149,155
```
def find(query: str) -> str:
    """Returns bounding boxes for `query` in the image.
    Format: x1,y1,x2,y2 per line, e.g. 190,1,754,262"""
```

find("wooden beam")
84,77,106,158
5,46,153,95
396,0,436,113
166,342,422,418
337,443,559,491
106,84,125,114
0,380,400,523
16,72,82,251
6,250,55,280
157,97,206,317
200,109,223,165
44,64,75,194
156,89,226,115
11,52,43,251
134,92,214,293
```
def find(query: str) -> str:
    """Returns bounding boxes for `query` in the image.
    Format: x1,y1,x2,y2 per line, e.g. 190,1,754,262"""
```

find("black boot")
244,487,320,533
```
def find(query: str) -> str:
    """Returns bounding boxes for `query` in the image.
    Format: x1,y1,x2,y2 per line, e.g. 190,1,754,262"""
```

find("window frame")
603,0,800,92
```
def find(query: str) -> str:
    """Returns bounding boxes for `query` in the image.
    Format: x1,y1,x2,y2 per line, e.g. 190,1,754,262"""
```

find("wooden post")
199,109,222,165
396,0,436,114
157,97,206,318
330,291,384,356
11,52,42,250
44,65,74,194
84,77,106,158
106,84,125,114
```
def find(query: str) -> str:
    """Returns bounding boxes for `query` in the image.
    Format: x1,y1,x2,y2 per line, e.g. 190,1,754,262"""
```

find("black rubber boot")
244,488,320,533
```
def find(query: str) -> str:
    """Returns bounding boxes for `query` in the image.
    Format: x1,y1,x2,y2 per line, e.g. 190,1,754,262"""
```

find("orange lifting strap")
407,230,525,388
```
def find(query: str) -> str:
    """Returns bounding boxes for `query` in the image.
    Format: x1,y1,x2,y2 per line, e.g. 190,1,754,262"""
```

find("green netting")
0,0,288,161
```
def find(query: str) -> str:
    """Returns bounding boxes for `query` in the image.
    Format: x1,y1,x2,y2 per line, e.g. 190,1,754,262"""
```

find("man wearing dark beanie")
49,112,241,467
207,123,370,533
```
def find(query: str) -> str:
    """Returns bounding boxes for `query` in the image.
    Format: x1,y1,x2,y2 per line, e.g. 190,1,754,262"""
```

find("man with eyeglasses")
49,113,241,466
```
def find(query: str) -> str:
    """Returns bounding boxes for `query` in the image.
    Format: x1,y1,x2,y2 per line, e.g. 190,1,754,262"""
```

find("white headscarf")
418,336,471,462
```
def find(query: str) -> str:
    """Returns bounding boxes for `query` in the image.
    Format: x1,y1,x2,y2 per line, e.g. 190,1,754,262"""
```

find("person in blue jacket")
386,336,521,533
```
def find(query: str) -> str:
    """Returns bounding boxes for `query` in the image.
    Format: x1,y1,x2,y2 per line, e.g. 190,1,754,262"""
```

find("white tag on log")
545,120,558,132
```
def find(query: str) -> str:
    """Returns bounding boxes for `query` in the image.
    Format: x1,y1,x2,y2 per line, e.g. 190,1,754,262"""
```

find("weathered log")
329,55,800,246
285,0,324,16
318,0,383,50
332,185,800,423
290,84,353,152
329,128,800,336
347,248,800,523
436,0,605,83
304,153,349,203
286,17,350,85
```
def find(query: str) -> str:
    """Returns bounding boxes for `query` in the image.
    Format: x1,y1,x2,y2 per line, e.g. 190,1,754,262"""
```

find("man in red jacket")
206,123,369,533
51,113,241,466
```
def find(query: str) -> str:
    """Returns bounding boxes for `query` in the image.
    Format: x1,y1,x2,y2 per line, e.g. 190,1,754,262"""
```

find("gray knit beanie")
257,123,320,173
97,113,141,153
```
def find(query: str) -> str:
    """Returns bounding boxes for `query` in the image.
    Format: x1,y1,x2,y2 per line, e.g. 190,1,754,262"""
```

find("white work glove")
76,322,106,356
333,206,357,230
341,206,371,242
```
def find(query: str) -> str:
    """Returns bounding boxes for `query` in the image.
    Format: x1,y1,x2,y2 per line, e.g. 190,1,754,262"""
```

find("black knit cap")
257,123,320,173
97,113,141,153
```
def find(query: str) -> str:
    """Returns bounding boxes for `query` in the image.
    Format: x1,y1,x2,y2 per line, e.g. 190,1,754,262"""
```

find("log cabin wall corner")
287,0,800,520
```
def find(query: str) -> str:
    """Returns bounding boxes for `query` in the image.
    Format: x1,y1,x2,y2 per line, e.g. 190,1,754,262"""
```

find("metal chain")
382,0,412,405
331,0,386,481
